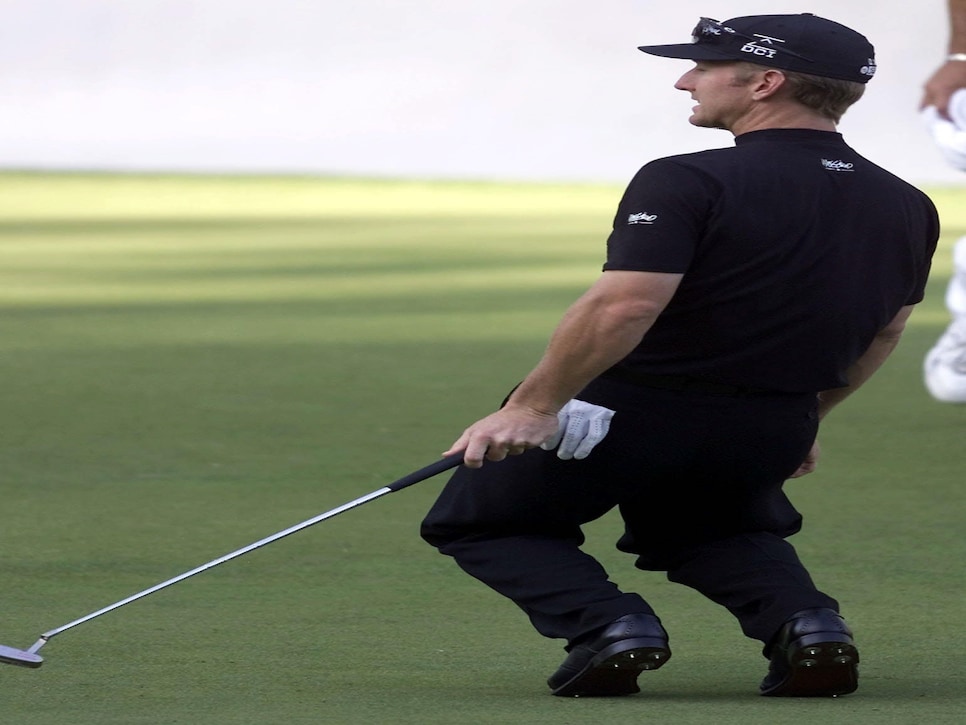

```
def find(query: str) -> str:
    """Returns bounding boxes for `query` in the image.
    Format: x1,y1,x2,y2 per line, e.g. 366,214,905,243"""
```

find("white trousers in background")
924,236,966,403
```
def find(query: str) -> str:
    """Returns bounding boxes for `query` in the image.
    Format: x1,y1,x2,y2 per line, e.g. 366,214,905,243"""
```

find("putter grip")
386,452,464,492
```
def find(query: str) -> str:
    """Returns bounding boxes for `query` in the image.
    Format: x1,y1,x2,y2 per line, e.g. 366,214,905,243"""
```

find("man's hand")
443,270,680,470
444,405,560,468
788,439,820,479
540,399,616,460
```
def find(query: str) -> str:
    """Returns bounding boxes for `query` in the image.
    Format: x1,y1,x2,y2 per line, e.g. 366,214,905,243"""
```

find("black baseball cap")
638,14,876,84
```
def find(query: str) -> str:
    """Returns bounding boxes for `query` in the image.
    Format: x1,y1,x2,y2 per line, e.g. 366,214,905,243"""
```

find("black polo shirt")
603,128,940,393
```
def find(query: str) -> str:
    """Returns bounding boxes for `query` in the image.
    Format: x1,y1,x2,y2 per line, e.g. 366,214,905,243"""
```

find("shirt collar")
734,128,845,145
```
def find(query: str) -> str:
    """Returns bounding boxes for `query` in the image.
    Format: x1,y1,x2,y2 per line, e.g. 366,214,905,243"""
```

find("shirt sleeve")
603,158,718,274
904,193,941,305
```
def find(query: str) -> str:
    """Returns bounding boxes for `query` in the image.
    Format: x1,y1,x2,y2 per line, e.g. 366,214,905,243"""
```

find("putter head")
0,644,43,669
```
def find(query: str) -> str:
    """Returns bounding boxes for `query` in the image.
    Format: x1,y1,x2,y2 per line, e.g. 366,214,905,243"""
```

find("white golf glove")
540,399,615,460
922,89,966,171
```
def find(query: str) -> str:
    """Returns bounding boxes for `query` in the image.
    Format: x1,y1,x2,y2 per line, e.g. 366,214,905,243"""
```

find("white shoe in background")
924,319,966,403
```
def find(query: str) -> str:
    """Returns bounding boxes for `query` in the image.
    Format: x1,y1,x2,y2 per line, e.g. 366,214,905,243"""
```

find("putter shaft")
7,452,463,661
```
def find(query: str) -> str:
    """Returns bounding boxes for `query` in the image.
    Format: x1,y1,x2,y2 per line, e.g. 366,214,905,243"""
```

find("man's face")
674,61,758,130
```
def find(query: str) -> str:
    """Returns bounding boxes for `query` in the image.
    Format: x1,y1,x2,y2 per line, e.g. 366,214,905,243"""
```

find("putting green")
1,173,963,724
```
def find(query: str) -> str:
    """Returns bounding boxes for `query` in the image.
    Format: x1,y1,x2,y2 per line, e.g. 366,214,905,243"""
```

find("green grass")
1,172,964,724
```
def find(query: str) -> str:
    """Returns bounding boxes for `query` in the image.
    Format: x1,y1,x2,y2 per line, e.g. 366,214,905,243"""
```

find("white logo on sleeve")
821,158,854,172
627,211,658,225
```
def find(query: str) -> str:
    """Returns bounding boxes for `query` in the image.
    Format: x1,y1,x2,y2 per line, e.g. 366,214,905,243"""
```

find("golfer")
422,14,939,698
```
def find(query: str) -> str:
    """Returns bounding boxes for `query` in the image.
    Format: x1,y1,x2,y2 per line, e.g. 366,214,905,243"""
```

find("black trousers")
421,376,839,650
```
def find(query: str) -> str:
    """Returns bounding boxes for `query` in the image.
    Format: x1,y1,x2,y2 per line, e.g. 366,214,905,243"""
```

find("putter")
0,452,464,669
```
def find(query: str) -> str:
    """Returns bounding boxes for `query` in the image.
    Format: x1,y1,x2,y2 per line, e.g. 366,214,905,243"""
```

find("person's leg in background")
925,236,966,403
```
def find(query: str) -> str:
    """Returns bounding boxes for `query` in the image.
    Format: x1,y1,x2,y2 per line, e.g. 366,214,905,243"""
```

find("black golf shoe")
760,608,859,697
548,613,670,697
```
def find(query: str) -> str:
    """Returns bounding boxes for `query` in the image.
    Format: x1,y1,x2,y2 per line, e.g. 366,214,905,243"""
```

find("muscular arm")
790,305,916,478
921,0,966,114
446,270,683,467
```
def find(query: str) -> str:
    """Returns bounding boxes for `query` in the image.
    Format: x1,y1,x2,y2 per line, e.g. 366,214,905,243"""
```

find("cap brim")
637,43,736,61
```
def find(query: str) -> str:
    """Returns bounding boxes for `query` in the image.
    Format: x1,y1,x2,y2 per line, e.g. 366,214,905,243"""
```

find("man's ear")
751,69,789,100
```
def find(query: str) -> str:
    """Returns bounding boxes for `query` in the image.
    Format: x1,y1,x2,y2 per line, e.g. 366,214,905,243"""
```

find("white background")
0,0,958,184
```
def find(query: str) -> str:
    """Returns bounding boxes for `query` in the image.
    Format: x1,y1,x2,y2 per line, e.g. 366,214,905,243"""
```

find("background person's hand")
922,88,966,170
920,60,966,117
